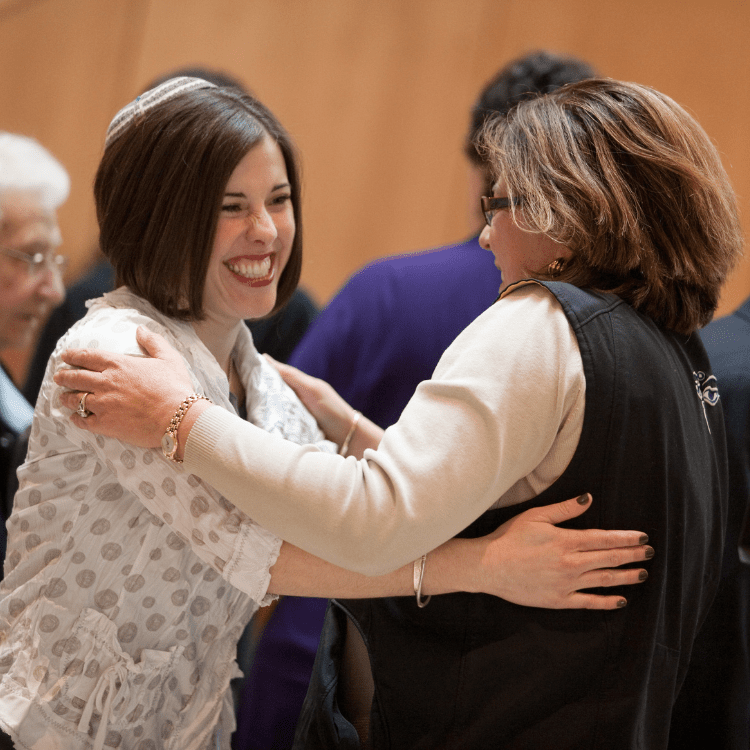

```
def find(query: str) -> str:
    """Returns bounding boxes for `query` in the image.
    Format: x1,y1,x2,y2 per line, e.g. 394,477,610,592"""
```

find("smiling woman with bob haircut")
0,78,653,750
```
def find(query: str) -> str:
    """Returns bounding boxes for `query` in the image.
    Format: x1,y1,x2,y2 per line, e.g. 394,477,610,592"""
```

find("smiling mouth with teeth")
224,255,274,282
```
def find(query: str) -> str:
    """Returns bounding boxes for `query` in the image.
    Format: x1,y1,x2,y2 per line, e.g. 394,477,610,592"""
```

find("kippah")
105,76,218,148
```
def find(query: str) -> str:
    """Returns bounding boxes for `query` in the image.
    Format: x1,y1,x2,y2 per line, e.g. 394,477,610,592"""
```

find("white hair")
0,132,70,218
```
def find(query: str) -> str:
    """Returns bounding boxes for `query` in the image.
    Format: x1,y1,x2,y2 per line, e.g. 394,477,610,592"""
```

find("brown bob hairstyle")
94,86,302,321
479,79,743,335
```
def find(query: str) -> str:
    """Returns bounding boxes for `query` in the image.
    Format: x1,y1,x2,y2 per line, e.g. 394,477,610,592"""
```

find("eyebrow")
224,182,291,198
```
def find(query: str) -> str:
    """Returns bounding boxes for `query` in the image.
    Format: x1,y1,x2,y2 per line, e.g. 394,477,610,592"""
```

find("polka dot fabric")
0,288,333,749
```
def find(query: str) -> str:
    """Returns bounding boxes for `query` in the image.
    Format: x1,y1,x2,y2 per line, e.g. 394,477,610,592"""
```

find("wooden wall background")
1,0,748,381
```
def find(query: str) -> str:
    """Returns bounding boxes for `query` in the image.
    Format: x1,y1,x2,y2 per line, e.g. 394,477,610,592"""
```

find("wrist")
438,538,484,595
162,395,212,463
341,414,384,459
174,397,212,462
421,538,481,596
338,410,361,456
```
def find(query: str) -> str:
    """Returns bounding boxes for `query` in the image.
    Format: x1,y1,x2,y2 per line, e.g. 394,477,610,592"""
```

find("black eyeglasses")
481,196,522,226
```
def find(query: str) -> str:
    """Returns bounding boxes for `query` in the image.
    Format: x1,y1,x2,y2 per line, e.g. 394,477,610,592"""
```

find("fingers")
264,355,334,415
59,348,116,373
529,493,593,526
264,355,310,389
546,568,650,611
263,353,280,368
58,389,98,423
54,367,104,393
135,326,180,361
576,565,649,591
578,543,655,570
68,410,95,432
574,529,651,552
524,494,650,552
58,389,85,412
565,593,630,611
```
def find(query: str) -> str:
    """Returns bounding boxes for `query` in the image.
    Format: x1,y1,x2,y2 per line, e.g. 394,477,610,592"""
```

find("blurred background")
1,0,748,381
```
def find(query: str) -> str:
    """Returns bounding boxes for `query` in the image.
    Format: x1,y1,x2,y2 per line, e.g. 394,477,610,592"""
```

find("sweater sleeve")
185,284,584,575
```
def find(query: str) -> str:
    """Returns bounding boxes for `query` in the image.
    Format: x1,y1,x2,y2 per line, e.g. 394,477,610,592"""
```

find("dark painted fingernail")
577,493,590,505
638,570,649,581
644,547,655,559
616,599,627,608
639,534,649,545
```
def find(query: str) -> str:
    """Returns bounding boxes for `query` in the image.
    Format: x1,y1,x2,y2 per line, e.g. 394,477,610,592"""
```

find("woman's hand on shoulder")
454,494,653,610
264,355,383,454
54,326,196,448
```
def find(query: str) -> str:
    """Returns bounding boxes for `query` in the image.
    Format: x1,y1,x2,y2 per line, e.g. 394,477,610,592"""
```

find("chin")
243,294,278,321
3,326,35,350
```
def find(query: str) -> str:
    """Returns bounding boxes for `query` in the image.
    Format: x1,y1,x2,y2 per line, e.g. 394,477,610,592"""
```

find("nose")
35,264,65,305
247,209,278,245
479,224,491,251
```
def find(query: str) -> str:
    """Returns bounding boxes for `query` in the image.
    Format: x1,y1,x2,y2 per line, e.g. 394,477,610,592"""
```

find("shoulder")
53,291,200,377
62,303,175,358
349,236,486,282
322,238,492,320
483,281,573,336
435,282,579,379
700,299,750,383
700,300,750,354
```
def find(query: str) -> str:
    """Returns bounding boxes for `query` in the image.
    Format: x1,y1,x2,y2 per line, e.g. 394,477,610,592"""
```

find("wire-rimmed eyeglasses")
0,245,67,278
481,196,522,226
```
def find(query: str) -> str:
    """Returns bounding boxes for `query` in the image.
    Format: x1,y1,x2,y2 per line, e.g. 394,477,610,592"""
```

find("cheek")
0,271,25,302
211,221,236,255
277,215,296,256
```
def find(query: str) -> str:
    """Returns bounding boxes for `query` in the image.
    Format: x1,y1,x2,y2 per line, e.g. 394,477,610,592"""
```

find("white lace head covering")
105,76,218,148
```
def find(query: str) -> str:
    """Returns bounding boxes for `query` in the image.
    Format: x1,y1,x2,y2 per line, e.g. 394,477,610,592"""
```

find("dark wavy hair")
479,79,743,334
94,86,302,321
465,51,597,167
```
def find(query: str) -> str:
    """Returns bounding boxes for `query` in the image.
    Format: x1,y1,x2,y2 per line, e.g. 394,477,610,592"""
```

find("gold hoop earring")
548,258,566,276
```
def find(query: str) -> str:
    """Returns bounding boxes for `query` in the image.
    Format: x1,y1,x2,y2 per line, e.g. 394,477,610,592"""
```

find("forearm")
268,538,471,598
184,402,517,575
339,411,382,459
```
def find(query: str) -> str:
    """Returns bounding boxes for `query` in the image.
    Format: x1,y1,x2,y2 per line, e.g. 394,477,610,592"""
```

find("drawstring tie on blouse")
78,661,131,750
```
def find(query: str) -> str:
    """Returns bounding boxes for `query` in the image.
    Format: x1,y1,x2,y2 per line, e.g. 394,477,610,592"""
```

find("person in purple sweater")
236,51,598,750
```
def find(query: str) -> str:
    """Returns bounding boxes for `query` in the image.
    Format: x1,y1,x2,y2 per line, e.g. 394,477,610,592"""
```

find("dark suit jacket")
669,298,750,749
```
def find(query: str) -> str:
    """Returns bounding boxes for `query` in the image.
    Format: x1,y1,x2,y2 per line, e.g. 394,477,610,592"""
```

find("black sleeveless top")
295,282,728,750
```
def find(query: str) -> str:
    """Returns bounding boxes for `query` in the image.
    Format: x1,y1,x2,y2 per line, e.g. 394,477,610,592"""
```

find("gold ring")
76,392,92,418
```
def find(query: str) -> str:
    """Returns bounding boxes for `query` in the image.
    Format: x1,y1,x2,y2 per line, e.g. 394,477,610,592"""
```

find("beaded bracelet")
161,393,211,463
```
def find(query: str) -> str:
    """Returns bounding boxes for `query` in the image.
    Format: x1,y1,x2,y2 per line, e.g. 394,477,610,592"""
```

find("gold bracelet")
338,410,362,456
161,393,211,463
413,553,431,608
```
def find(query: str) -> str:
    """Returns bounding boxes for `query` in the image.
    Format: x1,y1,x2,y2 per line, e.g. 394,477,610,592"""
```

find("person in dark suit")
668,298,750,749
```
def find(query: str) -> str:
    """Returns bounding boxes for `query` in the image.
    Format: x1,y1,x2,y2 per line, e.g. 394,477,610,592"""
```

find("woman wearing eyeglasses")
54,79,739,748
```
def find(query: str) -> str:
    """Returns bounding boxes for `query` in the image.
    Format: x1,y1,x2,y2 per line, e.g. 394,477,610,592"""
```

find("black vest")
295,282,728,750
